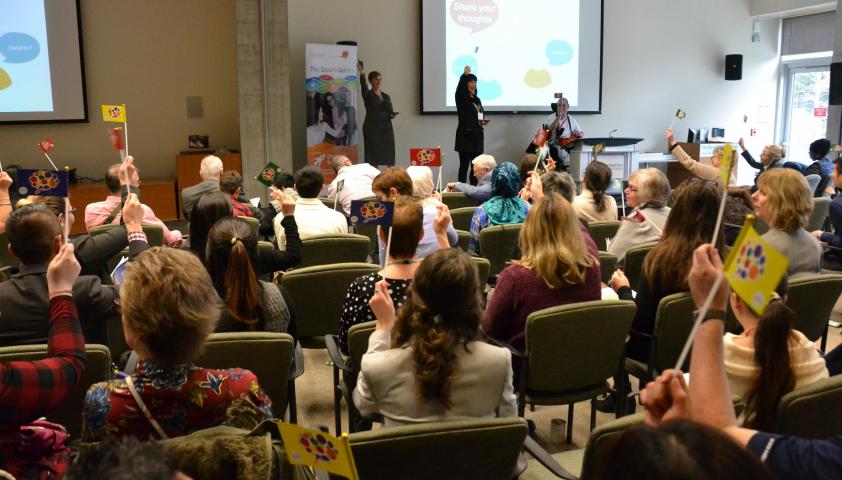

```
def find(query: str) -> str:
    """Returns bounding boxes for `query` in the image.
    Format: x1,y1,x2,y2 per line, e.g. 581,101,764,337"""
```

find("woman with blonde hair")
354,248,516,426
483,193,601,352
753,168,821,276
608,167,671,262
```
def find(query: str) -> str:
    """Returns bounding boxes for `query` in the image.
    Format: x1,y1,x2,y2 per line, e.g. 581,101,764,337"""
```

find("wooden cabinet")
175,151,241,218
68,179,177,235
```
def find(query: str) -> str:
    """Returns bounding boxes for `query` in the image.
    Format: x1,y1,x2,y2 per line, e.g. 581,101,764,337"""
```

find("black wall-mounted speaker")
830,62,842,106
725,54,743,81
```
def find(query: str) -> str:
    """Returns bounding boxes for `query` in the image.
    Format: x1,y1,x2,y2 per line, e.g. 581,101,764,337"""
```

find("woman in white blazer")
353,249,517,427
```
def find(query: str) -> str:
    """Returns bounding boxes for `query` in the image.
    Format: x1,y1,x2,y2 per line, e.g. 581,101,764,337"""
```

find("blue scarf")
483,162,527,225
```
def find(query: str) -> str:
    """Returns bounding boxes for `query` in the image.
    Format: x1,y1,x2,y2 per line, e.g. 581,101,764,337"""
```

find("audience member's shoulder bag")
0,419,73,479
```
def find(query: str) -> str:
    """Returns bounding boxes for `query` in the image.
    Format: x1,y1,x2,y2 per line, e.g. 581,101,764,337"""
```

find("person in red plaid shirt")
0,243,86,426
219,170,261,220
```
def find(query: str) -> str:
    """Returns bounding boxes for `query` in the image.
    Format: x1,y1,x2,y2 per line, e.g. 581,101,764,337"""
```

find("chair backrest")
471,256,491,288
236,215,260,235
449,206,476,232
297,234,370,269
479,223,523,276
90,223,165,247
349,418,528,480
280,263,381,347
347,321,376,372
785,273,842,342
651,292,696,373
0,344,111,438
808,197,832,232
588,221,621,251
599,251,618,284
622,241,657,290
318,197,335,209
579,413,645,479
194,332,295,419
775,375,842,439
456,229,470,252
804,174,821,195
0,233,17,272
352,223,379,260
525,300,635,392
440,192,477,210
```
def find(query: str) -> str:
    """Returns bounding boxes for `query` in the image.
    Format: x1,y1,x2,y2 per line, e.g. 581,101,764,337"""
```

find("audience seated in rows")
483,192,600,353
82,247,273,442
188,191,301,274
372,167,457,264
181,155,223,221
0,195,146,346
273,165,347,249
573,160,618,222
446,154,496,205
257,169,298,239
220,170,260,220
815,159,842,270
753,168,821,276
327,155,381,215
468,162,530,255
354,248,517,426
608,167,671,262
338,197,451,354
206,217,294,335
725,277,828,430
84,163,182,246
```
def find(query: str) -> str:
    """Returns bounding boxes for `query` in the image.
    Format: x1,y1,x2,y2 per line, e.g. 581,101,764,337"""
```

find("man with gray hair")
181,155,223,220
446,154,496,205
327,155,381,215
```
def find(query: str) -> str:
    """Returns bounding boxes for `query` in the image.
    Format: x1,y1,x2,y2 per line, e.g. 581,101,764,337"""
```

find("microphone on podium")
608,129,618,139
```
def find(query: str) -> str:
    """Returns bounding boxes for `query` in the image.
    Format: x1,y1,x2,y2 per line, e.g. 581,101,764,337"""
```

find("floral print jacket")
82,361,273,442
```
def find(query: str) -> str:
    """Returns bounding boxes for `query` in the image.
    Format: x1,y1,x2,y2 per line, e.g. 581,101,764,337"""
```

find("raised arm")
257,193,301,273
0,171,12,235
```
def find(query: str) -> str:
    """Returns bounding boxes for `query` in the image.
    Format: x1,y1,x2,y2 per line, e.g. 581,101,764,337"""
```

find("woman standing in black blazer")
455,66,488,185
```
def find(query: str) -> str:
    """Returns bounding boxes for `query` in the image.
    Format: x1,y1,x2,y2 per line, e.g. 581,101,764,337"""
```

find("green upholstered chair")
195,332,296,420
621,241,657,290
521,413,645,480
471,256,491,288
587,221,621,252
449,206,477,232
775,375,842,439
281,262,381,348
90,223,165,247
326,321,377,435
625,292,695,382
479,223,523,276
456,229,470,252
352,223,379,261
0,344,111,438
808,197,832,232
598,251,618,285
785,273,842,352
236,215,260,235
318,197,336,210
297,233,370,269
349,418,528,480
440,192,477,210
0,233,17,274
504,300,635,444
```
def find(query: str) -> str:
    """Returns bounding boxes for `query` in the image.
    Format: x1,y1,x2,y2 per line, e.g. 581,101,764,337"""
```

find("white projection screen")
422,0,603,113
0,0,87,123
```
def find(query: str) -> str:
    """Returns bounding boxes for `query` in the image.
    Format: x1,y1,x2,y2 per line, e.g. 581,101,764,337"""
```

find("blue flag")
16,169,69,197
349,199,394,226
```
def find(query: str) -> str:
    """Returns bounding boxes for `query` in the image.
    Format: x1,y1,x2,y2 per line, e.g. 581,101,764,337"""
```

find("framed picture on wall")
188,135,209,149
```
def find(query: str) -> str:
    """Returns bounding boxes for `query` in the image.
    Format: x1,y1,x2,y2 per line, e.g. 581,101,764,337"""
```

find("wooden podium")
175,150,241,218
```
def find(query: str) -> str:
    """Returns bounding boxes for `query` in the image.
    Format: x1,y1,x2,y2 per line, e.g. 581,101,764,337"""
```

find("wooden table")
68,178,178,235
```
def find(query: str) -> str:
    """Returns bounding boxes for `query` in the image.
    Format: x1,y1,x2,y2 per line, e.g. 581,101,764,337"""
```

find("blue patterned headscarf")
483,162,528,225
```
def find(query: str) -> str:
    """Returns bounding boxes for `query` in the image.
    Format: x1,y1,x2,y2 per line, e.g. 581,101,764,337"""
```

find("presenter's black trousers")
458,151,480,185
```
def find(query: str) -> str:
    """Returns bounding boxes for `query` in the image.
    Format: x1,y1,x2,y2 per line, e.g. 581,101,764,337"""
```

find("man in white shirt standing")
275,165,348,249
327,155,381,215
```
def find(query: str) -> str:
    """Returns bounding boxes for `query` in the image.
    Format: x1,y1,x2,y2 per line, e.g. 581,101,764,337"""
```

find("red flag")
108,127,125,151
409,147,442,167
533,128,549,148
38,138,54,154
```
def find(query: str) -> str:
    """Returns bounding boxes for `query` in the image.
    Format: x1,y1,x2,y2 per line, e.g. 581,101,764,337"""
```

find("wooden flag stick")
437,166,442,193
711,190,728,247
0,158,4,171
620,187,627,218
674,272,725,370
384,226,393,265
43,152,59,171
63,198,70,243
123,116,129,157
669,116,677,131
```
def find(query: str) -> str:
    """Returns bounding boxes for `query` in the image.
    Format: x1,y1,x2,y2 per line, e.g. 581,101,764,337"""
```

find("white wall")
751,0,836,16
289,0,782,186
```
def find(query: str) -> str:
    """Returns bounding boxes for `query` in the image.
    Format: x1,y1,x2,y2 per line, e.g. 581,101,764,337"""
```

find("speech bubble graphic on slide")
0,67,10,90
452,55,479,77
450,0,499,34
477,79,502,99
524,69,552,89
0,33,40,63
545,40,574,66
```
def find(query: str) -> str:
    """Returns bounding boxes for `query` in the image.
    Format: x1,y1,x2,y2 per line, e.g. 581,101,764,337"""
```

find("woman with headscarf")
468,162,530,255
455,66,488,185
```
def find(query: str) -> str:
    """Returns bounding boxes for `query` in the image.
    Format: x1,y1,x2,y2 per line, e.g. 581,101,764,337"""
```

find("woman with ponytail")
573,160,618,222
205,217,293,334
354,248,517,426
725,279,828,431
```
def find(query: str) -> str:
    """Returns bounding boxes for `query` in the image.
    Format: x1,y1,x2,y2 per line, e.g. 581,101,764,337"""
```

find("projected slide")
445,0,579,107
0,0,53,113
